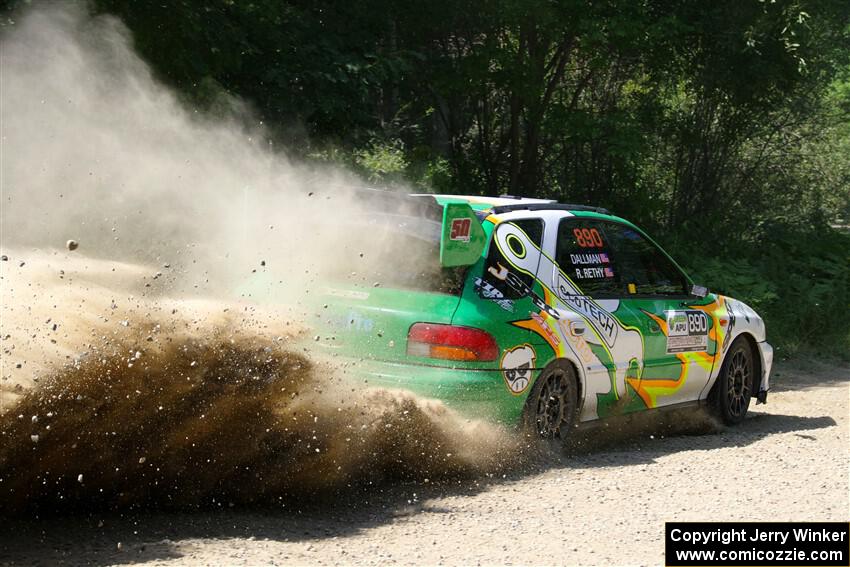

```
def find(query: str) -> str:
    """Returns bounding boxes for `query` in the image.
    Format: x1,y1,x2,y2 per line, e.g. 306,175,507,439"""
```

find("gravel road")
1,358,846,566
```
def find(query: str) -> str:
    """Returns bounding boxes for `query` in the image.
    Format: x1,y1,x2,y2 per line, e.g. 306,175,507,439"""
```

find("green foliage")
355,140,408,184
678,226,850,359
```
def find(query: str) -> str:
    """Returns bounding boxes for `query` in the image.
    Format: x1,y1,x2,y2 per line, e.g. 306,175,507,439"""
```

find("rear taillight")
407,323,498,362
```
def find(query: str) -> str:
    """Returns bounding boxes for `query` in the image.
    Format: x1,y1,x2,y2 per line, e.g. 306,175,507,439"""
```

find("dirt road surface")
0,359,846,566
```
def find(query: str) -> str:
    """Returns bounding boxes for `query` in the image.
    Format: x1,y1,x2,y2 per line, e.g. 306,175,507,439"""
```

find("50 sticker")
450,218,472,241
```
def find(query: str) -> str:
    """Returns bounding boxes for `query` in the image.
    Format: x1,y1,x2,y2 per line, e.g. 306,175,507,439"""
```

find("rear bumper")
337,358,532,425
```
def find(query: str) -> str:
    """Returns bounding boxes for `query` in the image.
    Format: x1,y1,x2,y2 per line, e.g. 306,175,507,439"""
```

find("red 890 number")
573,227,604,248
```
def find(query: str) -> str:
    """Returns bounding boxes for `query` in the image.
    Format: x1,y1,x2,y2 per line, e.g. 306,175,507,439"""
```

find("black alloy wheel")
712,337,756,425
524,360,579,442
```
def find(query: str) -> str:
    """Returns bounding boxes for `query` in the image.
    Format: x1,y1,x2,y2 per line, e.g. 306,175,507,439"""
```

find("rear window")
601,222,689,296
555,219,621,298
555,218,689,297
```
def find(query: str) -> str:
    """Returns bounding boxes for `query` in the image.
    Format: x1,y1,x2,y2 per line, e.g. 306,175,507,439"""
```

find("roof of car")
423,194,556,209
350,188,614,218
423,194,612,216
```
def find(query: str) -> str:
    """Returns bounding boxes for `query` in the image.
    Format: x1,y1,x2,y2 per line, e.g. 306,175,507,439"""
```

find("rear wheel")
711,337,755,425
522,360,579,442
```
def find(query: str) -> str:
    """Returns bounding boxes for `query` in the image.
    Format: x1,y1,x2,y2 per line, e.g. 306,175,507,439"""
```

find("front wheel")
711,337,755,425
522,360,579,442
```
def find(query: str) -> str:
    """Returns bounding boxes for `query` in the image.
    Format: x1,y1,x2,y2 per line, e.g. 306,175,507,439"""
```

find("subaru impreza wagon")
279,191,774,441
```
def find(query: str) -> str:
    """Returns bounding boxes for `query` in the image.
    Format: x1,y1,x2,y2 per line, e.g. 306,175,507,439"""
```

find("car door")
599,221,716,408
548,216,649,420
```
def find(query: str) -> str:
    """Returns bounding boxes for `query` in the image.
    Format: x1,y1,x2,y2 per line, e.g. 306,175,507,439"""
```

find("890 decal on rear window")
572,227,604,248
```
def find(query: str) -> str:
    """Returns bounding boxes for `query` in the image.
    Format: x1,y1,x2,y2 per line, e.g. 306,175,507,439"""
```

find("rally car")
301,191,773,440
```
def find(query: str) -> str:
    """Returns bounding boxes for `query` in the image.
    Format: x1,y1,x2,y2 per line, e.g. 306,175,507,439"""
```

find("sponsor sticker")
450,217,472,241
666,310,708,353
501,344,536,394
530,312,560,346
555,288,619,348
473,277,515,312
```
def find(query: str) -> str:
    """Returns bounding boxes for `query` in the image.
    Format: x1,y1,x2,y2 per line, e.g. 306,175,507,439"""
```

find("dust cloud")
0,4,523,515
0,261,518,516
1,2,369,294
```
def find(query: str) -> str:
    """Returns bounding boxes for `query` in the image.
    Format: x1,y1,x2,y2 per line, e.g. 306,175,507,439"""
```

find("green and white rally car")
307,191,773,440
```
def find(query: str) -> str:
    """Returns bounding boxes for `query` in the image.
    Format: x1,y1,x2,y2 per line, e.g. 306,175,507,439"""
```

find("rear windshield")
323,214,468,295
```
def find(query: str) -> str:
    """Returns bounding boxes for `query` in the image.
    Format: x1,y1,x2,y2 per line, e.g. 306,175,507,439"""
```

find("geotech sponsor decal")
554,273,618,347
560,294,619,347
666,310,708,353
501,344,536,394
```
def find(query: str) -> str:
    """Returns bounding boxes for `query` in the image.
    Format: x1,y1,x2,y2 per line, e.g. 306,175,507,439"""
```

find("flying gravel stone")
66,239,79,251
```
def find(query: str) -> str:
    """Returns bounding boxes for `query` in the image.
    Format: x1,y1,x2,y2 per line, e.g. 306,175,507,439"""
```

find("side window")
602,222,689,296
480,218,544,300
555,219,621,298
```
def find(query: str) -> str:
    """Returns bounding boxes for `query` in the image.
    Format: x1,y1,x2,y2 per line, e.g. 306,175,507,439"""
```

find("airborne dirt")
0,253,522,516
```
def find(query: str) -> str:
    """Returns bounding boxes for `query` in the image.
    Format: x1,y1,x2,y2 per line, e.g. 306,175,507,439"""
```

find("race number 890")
687,312,707,333
573,228,604,248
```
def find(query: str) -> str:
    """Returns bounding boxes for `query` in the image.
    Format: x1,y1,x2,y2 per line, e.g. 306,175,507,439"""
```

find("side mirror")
691,284,708,298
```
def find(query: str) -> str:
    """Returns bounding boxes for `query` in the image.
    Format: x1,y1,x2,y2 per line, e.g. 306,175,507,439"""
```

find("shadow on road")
564,411,836,470
770,359,849,392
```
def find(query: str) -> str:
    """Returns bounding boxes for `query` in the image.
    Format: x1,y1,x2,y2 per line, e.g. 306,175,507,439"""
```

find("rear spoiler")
440,203,487,267
340,189,486,267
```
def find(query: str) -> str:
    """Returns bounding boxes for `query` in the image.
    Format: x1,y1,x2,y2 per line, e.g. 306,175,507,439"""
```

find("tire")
711,337,756,425
522,360,579,443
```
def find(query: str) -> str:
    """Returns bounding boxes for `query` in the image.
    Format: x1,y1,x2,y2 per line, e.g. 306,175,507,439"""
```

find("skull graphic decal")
501,344,536,394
